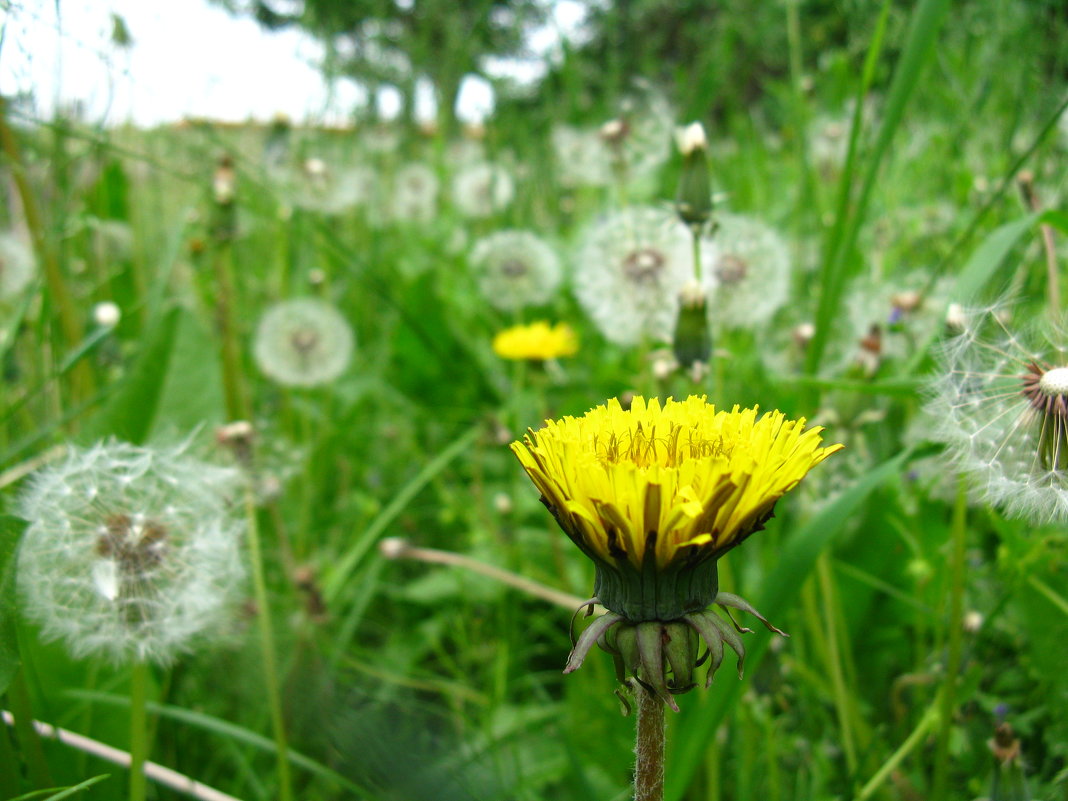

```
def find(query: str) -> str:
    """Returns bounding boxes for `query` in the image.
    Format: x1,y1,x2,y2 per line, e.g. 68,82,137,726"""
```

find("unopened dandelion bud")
891,289,923,314
651,351,678,381
211,155,238,241
675,122,713,228
213,156,236,206
493,492,513,515
379,537,410,560
216,421,256,467
599,118,628,146
93,301,121,328
945,302,966,332
793,322,816,349
672,283,711,373
988,722,1029,801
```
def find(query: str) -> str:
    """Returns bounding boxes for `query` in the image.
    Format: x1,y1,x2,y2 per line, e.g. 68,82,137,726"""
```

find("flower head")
390,162,438,224
551,125,612,188
451,162,515,218
471,230,562,311
492,321,578,361
16,440,245,664
928,305,1068,523
703,213,790,329
512,396,841,705
573,206,693,346
253,298,355,387
512,396,842,618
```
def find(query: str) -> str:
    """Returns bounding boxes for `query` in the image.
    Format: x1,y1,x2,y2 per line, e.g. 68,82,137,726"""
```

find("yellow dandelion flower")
492,321,579,361
512,395,842,619
513,395,842,705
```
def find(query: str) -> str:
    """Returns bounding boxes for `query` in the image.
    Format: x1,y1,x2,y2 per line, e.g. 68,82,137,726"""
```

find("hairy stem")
635,685,665,801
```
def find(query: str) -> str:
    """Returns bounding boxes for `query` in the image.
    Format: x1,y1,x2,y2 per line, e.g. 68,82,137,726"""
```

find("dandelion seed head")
470,229,562,311
253,298,355,387
573,205,693,346
16,440,245,664
703,213,790,329
1038,366,1068,396
451,162,515,218
927,305,1068,523
550,125,612,188
390,162,438,223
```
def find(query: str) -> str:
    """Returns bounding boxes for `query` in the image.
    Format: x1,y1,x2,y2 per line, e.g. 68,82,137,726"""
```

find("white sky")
0,0,588,127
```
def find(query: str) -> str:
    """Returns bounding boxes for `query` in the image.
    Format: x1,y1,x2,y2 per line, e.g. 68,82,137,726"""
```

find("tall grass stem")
243,488,294,801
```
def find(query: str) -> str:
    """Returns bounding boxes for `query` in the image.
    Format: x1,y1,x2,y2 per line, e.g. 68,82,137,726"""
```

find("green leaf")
322,422,483,604
9,774,111,801
0,515,26,696
807,0,951,376
665,448,912,801
66,690,367,795
953,213,1039,301
148,309,225,439
1039,209,1068,237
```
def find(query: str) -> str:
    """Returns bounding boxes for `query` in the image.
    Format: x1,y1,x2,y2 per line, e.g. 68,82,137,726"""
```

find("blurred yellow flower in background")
492,320,578,361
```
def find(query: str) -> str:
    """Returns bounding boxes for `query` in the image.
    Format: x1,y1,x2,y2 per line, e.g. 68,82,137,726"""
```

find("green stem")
817,554,858,776
933,478,968,801
704,739,721,801
128,660,150,801
691,227,703,285
853,701,940,801
6,667,52,789
0,715,19,800
244,488,294,801
634,686,665,801
212,242,251,421
1027,574,1068,617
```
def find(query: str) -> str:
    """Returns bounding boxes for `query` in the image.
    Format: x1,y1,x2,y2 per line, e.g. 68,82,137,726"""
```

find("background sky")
1,0,585,127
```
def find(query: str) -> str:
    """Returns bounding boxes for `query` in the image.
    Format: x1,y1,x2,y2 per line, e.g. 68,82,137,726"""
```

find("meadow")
1,2,1068,800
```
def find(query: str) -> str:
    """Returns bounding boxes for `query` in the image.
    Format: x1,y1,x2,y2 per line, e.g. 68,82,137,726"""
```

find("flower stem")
634,685,665,801
6,666,53,789
128,660,150,801
212,241,251,421
932,477,968,801
244,488,294,801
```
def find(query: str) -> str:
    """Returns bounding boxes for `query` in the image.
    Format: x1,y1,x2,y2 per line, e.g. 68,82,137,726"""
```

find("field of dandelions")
2,4,1068,801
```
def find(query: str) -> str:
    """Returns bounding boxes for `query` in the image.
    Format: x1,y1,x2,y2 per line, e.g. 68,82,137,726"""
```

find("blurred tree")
215,0,547,132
